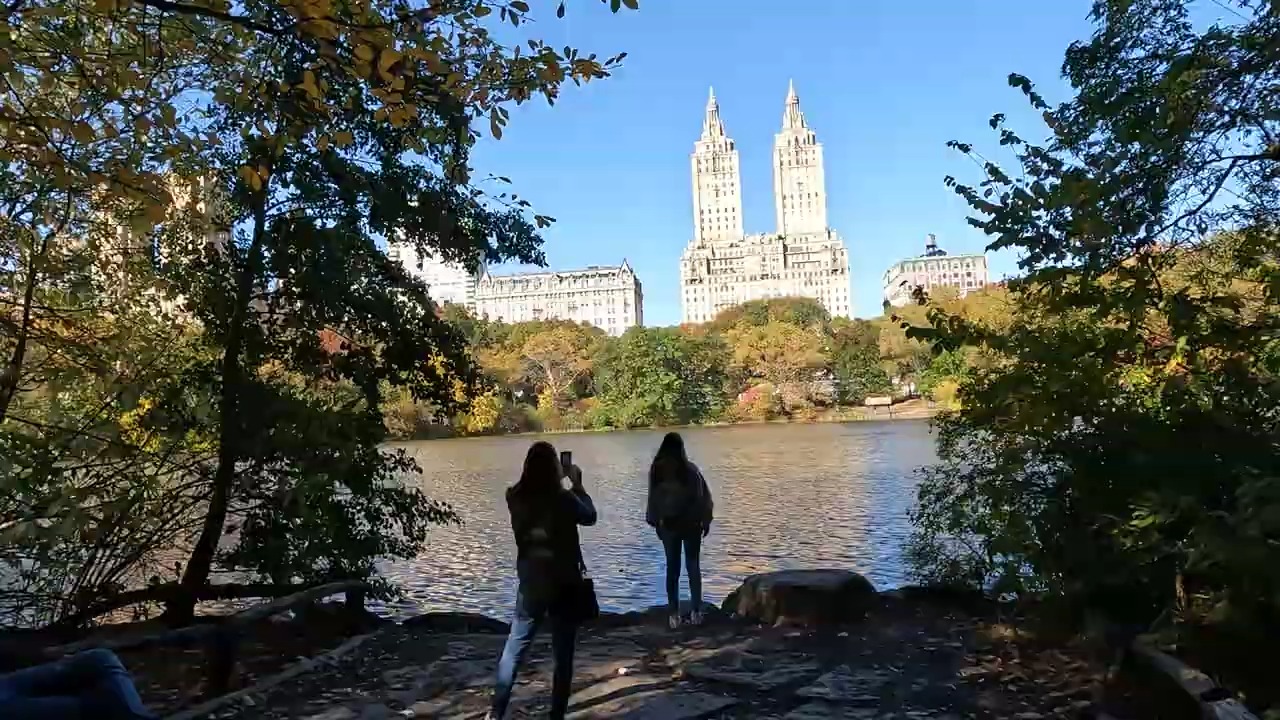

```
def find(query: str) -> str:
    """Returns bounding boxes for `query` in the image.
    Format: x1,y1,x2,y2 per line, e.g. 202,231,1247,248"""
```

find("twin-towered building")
390,82,986,330
679,82,852,324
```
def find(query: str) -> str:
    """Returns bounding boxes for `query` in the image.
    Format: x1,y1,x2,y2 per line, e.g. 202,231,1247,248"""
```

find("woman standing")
487,441,597,720
646,432,714,629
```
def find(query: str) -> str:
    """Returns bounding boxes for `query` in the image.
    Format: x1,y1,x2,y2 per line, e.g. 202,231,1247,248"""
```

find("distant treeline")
383,288,1012,438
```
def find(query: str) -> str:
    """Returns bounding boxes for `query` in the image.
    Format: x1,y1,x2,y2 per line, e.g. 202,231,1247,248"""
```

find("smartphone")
559,450,572,475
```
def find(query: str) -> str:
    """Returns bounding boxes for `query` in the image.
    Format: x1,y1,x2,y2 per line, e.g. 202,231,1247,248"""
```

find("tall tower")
772,80,827,236
690,87,744,244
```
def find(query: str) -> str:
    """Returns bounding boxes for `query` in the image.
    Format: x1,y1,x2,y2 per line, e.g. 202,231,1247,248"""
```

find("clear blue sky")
470,0,1100,325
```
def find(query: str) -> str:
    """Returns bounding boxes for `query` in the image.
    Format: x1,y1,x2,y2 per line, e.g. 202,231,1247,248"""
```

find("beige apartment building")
881,234,990,307
474,262,643,336
680,82,852,324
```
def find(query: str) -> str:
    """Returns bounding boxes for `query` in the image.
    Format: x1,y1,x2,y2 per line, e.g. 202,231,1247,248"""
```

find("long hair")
512,440,561,501
649,432,690,487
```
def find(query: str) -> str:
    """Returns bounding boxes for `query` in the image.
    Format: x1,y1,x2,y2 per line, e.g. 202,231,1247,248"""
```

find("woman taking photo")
487,441,597,720
646,432,713,629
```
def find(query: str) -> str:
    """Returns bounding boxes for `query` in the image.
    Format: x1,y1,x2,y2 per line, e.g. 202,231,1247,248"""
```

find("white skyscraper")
387,242,481,311
690,88,744,244
679,83,851,324
773,80,828,236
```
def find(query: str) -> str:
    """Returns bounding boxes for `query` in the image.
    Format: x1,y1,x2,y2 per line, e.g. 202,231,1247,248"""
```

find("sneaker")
668,613,681,630
689,610,705,626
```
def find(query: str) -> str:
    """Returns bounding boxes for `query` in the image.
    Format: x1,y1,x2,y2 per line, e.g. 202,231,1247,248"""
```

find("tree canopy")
0,0,637,628
908,2,1279,706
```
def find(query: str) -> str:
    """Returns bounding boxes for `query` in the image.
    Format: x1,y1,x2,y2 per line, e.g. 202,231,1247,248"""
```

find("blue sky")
470,0,1101,324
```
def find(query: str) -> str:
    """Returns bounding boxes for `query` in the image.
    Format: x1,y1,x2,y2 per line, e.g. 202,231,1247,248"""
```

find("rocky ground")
184,597,1121,720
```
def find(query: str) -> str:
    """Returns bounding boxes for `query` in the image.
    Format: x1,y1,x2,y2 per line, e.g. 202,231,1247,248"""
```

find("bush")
733,383,780,421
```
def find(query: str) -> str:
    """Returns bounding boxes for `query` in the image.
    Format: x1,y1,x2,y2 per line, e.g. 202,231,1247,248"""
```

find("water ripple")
374,421,935,620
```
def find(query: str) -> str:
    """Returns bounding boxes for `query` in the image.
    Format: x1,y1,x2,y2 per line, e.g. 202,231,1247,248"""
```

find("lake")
376,420,936,621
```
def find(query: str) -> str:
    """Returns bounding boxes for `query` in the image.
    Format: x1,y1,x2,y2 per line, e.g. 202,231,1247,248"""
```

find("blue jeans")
490,589,578,719
660,529,702,616
0,649,156,720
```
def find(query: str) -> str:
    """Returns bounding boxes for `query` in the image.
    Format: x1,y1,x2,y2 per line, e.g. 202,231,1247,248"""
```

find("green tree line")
383,287,1012,438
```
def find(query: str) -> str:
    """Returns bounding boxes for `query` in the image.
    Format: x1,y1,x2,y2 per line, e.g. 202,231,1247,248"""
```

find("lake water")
375,420,936,621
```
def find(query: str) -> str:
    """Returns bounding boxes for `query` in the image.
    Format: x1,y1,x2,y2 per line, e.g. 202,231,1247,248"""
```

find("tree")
829,318,891,404
0,0,208,424
593,327,728,427
518,325,597,412
910,0,1280,660
710,296,830,334
726,321,826,409
1,0,638,625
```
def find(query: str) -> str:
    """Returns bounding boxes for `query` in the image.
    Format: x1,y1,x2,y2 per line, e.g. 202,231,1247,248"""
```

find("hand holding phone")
559,450,572,477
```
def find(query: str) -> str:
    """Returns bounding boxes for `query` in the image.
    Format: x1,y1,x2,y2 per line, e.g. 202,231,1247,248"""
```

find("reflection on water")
375,421,935,620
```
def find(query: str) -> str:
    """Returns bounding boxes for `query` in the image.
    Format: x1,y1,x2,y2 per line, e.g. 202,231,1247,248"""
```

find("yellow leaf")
334,130,353,147
355,45,375,63
71,122,95,143
378,48,402,76
144,201,168,223
317,135,330,151
237,164,260,190
302,70,319,97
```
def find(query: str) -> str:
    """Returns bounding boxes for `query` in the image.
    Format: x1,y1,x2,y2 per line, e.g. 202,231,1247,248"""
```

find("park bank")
99,569,1250,720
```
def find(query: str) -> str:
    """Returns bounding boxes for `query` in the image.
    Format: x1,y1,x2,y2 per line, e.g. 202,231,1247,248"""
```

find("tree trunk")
0,236,47,423
165,195,267,625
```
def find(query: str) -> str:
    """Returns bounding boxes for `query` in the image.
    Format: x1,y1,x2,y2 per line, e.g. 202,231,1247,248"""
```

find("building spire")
702,86,725,139
782,79,806,130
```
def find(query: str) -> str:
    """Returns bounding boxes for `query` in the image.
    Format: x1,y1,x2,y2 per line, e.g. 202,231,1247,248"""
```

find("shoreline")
23,577,1251,718
395,400,941,443
117,586,1144,719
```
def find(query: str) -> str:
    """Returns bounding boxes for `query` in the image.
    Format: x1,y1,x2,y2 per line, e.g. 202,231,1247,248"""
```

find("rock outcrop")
723,569,877,626
400,611,510,634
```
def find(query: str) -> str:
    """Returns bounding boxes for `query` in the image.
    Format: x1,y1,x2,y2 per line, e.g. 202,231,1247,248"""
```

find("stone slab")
566,684,738,720
682,650,822,690
303,709,358,720
796,665,893,701
782,702,881,719
568,673,671,706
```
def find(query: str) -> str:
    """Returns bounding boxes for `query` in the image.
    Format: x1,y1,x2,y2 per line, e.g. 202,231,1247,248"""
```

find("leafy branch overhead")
910,3,1280,699
0,0,637,627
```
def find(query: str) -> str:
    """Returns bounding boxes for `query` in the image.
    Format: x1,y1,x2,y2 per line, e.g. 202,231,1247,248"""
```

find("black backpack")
513,493,581,608
654,462,702,530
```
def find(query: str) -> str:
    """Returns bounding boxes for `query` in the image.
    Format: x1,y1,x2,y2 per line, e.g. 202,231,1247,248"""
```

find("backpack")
654,461,702,530
512,493,581,609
